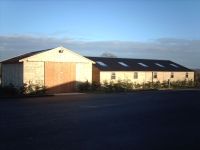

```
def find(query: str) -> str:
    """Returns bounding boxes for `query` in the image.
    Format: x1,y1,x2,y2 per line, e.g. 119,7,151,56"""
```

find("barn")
1,47,194,93
1,47,94,93
87,57,194,84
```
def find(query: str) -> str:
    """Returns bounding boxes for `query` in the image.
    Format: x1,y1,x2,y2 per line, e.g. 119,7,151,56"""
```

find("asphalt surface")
0,90,200,150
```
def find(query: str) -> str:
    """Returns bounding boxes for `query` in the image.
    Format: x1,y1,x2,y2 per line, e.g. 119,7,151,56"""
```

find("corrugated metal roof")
86,57,192,71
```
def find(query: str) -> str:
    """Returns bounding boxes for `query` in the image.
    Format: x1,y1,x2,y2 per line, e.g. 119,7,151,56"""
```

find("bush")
142,82,151,89
91,81,101,91
77,79,196,93
194,71,200,88
170,80,194,89
101,80,134,93
113,80,126,92
77,81,91,92
161,81,170,88
133,83,142,89
21,83,46,95
194,80,200,88
152,81,162,89
122,80,134,92
0,84,19,96
0,83,46,97
101,81,114,92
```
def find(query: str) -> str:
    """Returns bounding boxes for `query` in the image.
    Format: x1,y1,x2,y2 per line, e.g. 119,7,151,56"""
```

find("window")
59,49,64,53
170,64,179,68
155,63,165,68
96,61,107,67
133,72,138,79
118,62,129,67
111,72,116,80
170,72,174,78
186,72,189,78
138,62,149,67
153,72,157,78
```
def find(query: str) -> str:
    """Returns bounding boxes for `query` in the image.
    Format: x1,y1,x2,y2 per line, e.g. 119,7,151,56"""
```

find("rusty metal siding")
45,62,76,93
2,63,23,87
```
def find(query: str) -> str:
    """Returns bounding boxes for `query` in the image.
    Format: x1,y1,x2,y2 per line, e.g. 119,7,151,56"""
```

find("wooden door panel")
45,62,76,93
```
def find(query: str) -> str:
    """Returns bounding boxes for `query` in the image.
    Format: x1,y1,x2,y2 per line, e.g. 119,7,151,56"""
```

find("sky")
0,0,200,68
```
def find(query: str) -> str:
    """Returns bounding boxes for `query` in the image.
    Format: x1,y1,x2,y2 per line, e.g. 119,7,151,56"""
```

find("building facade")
1,47,94,93
1,47,194,93
87,57,194,85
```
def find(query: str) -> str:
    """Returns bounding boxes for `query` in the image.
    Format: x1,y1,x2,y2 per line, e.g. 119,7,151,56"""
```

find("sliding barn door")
45,62,76,93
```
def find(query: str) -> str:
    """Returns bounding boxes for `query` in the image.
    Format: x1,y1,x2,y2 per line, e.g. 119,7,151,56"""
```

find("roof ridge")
86,56,170,61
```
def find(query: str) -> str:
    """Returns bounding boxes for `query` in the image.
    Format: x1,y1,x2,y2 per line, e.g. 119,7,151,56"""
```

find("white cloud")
0,35,200,68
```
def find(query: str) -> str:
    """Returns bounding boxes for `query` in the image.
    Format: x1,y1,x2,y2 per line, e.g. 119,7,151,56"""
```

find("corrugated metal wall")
2,63,23,87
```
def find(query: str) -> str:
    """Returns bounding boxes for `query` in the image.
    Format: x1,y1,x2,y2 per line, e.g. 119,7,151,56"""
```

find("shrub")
170,80,194,89
194,80,200,88
101,80,134,92
20,83,46,95
0,84,19,96
194,71,200,88
34,85,46,94
113,80,126,92
186,80,194,88
104,81,115,92
152,81,161,89
122,80,134,92
91,81,101,91
77,79,196,93
143,82,151,89
77,81,91,92
161,81,170,88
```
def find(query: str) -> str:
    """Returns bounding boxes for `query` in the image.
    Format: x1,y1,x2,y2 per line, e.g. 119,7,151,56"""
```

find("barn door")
44,62,76,93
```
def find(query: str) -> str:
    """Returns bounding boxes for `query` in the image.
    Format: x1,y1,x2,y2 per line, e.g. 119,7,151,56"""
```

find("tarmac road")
0,90,200,150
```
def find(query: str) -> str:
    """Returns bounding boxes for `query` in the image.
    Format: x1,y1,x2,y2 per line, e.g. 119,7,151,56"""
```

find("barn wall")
2,63,23,87
7,61,89,90
76,63,93,84
99,71,194,84
165,72,194,81
23,61,44,86
92,65,100,83
20,47,94,92
23,47,92,63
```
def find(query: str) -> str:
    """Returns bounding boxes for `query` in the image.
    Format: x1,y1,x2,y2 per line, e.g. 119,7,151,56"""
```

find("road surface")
1,90,200,150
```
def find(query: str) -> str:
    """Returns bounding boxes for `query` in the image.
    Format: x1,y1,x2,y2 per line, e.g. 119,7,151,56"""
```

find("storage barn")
1,47,194,93
1,47,94,93
87,57,194,84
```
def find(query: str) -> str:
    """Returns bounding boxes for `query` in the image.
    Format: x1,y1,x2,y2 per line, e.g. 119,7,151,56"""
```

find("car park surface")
1,90,200,150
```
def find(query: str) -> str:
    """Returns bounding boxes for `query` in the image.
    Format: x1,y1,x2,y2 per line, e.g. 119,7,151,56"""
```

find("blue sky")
1,0,200,68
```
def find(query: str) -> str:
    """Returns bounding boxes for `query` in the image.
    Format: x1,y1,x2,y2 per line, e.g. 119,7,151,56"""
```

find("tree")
100,52,117,58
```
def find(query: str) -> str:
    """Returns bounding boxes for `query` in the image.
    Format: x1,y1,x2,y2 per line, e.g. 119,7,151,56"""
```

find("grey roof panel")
86,57,192,71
